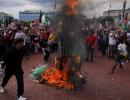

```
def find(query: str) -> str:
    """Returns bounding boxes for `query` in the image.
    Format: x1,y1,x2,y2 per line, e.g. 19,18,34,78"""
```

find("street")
0,52,130,100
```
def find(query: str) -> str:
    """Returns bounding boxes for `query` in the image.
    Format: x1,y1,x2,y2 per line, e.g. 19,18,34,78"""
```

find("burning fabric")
30,64,49,83
42,55,86,90
43,67,74,90
42,56,74,90
30,55,86,90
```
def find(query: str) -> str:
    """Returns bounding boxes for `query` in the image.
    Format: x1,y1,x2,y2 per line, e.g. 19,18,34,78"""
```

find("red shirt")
86,34,96,47
40,32,49,41
3,32,11,44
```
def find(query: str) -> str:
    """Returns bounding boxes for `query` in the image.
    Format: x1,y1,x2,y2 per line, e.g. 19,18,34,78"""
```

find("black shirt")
4,47,24,71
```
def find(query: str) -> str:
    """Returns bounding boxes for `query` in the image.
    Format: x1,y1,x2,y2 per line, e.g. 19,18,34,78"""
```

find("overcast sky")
0,0,130,19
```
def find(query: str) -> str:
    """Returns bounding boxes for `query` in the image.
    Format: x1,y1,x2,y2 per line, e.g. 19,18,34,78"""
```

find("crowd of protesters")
84,24,130,73
0,17,130,100
0,20,59,100
0,20,59,63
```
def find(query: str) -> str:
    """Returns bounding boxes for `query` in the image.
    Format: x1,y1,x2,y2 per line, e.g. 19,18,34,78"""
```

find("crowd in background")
0,19,130,92
0,20,58,62
83,24,130,73
96,26,130,60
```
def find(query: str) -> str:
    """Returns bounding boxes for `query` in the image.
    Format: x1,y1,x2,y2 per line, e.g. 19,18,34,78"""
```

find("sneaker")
0,86,6,94
17,96,27,100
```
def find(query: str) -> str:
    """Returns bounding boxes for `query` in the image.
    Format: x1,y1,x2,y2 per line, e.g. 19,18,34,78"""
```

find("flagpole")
122,0,127,20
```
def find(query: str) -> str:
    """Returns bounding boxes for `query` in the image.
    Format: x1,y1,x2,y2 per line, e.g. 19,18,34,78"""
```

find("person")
69,54,85,90
0,38,27,100
30,30,39,53
111,39,128,74
0,35,6,61
14,27,26,41
100,30,109,56
127,32,130,60
85,30,96,62
40,29,50,62
48,32,58,52
108,31,117,58
3,29,11,51
24,27,31,59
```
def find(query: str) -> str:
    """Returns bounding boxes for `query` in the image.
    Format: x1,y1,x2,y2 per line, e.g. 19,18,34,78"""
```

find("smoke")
54,0,87,59
55,0,130,59
79,0,129,17
36,0,129,17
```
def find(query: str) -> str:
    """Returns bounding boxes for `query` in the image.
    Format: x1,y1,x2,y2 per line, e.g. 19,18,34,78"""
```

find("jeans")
1,69,24,98
86,46,94,61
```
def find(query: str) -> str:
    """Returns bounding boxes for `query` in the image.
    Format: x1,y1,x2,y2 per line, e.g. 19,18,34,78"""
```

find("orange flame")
66,0,78,16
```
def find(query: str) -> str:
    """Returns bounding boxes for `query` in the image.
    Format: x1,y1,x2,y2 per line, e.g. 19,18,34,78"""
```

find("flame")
43,67,74,90
42,57,74,90
66,0,78,16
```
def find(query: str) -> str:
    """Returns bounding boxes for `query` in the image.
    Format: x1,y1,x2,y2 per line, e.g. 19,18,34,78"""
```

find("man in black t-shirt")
0,38,27,100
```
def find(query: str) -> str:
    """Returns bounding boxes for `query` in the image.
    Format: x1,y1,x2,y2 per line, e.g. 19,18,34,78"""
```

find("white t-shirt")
109,34,116,45
15,31,26,45
14,31,26,40
118,43,127,56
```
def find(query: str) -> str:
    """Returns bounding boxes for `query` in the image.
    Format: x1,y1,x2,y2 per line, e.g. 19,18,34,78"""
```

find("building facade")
103,8,130,18
19,11,54,21
19,11,40,21
0,12,13,27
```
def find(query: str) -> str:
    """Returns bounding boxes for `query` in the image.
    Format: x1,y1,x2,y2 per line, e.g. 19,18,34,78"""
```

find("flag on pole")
39,10,43,23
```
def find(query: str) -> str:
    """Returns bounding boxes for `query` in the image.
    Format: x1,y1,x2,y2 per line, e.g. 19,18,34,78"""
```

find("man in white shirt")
108,31,117,58
118,42,127,56
109,32,116,45
14,28,26,46
15,28,26,41
111,40,127,74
